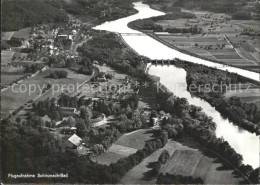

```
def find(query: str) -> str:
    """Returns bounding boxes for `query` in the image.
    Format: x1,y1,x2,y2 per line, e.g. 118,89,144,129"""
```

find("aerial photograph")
1,0,259,184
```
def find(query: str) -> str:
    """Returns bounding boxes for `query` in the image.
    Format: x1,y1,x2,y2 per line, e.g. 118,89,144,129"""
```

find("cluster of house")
1,15,83,69
30,23,79,56
151,110,171,128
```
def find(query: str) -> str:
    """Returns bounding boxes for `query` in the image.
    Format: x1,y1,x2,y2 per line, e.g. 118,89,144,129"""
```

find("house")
152,117,159,127
41,115,51,123
68,134,82,147
60,107,77,116
60,128,76,135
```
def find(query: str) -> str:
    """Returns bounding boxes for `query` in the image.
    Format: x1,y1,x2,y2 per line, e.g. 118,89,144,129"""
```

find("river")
94,2,259,168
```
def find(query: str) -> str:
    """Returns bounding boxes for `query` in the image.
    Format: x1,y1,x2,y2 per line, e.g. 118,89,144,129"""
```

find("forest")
2,0,68,31
128,9,201,34
144,0,257,19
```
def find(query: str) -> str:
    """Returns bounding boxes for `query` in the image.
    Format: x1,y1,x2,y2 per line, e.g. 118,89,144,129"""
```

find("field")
154,9,260,73
10,52,46,66
225,88,260,111
1,68,92,118
119,137,245,184
76,64,131,99
1,32,14,40
97,129,154,165
1,51,15,66
12,27,31,40
1,66,29,87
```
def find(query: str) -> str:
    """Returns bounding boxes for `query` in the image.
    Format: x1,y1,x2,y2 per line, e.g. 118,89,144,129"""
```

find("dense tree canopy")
2,0,68,31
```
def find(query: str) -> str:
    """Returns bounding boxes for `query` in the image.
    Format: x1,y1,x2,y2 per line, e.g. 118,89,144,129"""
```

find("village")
1,13,170,161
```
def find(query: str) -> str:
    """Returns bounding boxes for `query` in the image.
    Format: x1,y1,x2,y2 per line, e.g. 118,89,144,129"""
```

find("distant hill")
144,0,260,18
2,0,68,31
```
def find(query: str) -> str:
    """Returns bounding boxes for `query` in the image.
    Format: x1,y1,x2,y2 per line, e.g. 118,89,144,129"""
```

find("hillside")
2,0,68,31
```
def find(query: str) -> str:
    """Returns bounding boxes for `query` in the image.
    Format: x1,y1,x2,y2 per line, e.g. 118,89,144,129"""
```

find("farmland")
1,32,14,41
1,68,92,119
97,129,154,165
1,51,15,66
12,27,31,40
1,66,29,88
152,9,260,73
120,138,245,184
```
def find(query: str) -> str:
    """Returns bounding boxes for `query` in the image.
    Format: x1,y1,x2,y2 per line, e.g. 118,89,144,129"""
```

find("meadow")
1,66,29,87
1,68,92,118
97,129,154,165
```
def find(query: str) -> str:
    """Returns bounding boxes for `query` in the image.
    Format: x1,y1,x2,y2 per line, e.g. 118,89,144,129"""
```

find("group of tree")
172,59,260,135
24,64,44,73
157,173,203,184
33,98,62,121
70,0,138,23
49,70,68,79
6,37,23,47
77,32,150,79
58,94,92,109
129,18,201,34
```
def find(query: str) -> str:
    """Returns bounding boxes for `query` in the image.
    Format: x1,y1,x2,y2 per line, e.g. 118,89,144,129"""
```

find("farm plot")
156,19,190,29
1,68,91,118
120,137,245,184
115,129,155,150
97,144,137,165
97,152,125,165
97,129,154,165
1,32,14,40
12,27,31,39
1,51,14,66
120,140,178,184
161,150,202,176
1,66,29,87
158,138,245,184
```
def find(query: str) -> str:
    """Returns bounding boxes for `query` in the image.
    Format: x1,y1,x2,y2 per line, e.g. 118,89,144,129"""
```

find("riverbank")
166,59,260,135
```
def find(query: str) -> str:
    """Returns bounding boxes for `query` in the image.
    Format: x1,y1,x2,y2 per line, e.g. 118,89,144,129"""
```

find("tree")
76,121,87,137
249,168,260,184
158,150,170,164
80,106,92,121
67,116,76,127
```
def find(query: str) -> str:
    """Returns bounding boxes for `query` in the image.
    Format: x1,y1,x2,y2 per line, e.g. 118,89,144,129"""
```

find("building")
41,115,51,123
68,134,82,148
60,107,77,116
